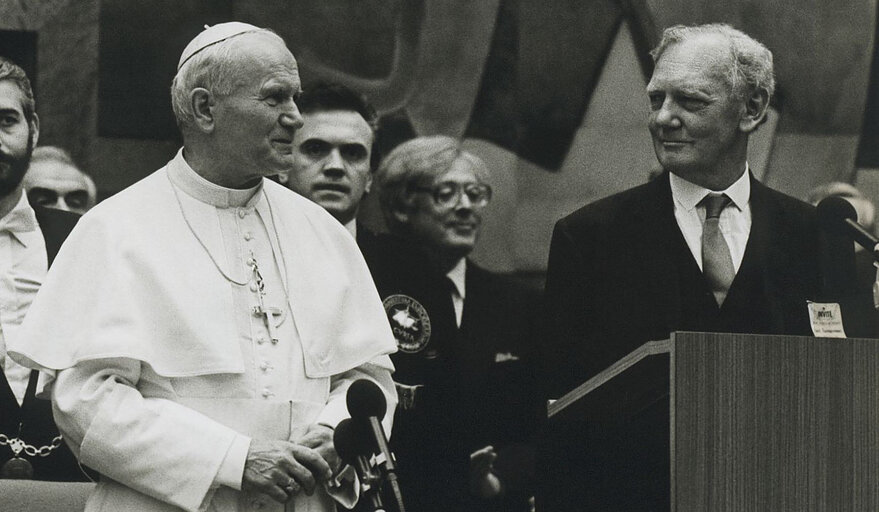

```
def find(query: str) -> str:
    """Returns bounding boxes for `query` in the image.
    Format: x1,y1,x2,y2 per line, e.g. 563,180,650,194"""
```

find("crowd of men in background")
0,19,875,512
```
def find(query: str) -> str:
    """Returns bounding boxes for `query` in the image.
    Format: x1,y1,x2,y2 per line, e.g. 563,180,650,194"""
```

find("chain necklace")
170,180,251,285
169,171,292,318
0,431,63,458
1,369,64,479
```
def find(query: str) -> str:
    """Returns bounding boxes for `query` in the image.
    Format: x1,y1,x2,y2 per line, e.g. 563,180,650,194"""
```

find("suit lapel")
742,177,786,331
461,262,478,335
631,174,686,331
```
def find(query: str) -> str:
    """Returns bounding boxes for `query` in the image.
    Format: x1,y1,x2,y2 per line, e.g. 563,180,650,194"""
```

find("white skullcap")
177,21,263,70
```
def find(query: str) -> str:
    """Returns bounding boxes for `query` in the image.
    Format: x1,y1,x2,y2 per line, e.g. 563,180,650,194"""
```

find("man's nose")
322,149,346,174
651,98,681,128
456,191,474,210
280,101,304,130
53,197,73,212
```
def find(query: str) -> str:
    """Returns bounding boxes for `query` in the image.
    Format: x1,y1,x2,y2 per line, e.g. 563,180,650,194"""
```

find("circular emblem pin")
383,294,431,353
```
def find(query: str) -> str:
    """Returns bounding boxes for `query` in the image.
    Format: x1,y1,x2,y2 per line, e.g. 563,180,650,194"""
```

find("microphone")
334,418,385,511
347,379,405,512
817,196,879,260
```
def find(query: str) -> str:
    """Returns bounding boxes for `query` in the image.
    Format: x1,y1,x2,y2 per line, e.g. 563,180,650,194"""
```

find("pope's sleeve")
316,361,397,434
51,358,250,512
313,360,396,509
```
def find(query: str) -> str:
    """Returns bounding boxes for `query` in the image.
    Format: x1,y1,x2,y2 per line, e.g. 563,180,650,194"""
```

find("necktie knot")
701,193,731,219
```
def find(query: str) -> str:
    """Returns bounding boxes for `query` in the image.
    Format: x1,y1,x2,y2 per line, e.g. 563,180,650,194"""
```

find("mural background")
1,0,877,274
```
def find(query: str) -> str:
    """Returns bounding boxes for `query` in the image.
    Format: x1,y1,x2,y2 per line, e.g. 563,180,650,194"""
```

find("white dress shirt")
670,168,752,273
344,218,357,238
446,258,467,327
0,190,47,405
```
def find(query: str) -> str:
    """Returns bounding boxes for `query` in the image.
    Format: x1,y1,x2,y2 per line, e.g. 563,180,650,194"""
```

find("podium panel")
541,332,879,511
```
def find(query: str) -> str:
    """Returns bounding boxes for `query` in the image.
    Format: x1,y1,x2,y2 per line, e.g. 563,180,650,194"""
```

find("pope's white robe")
9,150,397,512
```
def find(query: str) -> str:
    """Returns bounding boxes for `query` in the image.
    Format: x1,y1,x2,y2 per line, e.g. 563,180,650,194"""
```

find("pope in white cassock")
7,22,398,512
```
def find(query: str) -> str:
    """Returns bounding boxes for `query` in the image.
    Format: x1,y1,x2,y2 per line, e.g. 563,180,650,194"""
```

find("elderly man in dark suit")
542,24,826,399
373,135,539,512
0,56,83,481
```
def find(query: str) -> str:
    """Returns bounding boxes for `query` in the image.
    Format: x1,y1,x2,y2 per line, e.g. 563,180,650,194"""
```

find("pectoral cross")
253,303,283,343
248,254,284,344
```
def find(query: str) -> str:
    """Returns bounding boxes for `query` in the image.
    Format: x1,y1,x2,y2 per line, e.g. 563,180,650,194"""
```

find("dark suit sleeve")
33,205,80,266
541,217,595,400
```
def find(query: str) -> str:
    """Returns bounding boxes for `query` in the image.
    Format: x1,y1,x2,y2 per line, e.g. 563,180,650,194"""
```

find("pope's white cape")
8,156,396,380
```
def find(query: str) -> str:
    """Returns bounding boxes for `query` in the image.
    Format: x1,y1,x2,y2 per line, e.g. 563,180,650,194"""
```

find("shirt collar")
0,190,39,246
344,218,357,238
167,148,263,208
445,258,467,299
669,164,751,213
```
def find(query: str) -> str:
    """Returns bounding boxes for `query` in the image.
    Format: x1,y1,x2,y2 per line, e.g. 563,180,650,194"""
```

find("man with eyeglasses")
23,146,97,215
373,135,539,512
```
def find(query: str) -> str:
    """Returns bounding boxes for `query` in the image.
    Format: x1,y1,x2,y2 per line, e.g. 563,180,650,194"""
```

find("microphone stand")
873,259,879,311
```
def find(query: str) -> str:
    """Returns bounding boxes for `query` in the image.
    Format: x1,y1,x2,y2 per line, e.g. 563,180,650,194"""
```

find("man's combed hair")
650,23,775,100
374,135,489,233
0,57,36,121
297,82,379,132
170,29,283,129
31,145,77,167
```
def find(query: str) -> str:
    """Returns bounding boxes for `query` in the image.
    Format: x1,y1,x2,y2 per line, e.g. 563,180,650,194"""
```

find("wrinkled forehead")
298,110,375,141
648,37,733,92
234,32,297,68
432,154,490,184
225,33,300,88
26,160,89,188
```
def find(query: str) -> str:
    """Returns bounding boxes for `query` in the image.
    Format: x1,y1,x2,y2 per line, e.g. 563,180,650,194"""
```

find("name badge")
807,301,846,338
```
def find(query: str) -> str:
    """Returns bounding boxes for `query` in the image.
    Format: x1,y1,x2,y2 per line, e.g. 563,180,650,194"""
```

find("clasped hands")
242,423,341,503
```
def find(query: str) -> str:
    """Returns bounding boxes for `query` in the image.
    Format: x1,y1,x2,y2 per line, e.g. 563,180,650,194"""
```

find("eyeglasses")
412,181,492,209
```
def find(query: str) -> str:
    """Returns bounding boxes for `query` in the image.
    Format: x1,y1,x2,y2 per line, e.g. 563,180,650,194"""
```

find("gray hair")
374,135,490,232
650,23,775,100
170,29,283,129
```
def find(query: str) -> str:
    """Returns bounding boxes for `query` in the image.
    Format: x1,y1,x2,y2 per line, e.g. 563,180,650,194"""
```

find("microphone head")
333,418,372,463
817,196,858,233
346,379,387,420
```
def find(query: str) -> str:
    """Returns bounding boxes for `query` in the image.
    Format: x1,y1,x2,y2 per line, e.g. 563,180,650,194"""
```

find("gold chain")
0,433,63,457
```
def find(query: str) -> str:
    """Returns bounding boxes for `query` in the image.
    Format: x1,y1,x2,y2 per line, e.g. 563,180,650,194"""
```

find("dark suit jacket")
1,205,84,481
541,172,824,399
459,263,540,512
357,227,539,512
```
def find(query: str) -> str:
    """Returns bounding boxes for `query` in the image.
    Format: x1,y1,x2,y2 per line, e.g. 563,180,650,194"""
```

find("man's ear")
739,87,770,133
191,88,215,132
364,173,373,194
277,170,290,184
29,112,40,147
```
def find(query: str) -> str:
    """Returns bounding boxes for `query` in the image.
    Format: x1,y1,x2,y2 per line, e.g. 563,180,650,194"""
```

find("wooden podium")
540,332,879,511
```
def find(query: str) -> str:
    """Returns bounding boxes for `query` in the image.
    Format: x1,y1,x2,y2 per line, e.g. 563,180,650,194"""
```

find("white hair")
170,29,283,129
651,23,775,100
